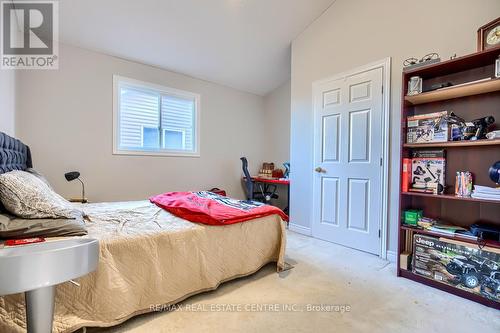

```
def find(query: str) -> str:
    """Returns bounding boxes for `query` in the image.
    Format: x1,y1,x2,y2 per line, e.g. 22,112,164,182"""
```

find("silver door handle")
314,167,326,173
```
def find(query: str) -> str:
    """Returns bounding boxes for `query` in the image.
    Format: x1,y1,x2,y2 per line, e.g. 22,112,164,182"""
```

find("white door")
312,66,384,255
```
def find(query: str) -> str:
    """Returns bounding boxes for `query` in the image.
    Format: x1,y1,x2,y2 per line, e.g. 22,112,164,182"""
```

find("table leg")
25,285,55,333
286,184,290,227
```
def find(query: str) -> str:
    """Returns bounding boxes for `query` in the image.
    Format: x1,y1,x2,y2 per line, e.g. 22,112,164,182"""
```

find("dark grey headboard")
0,132,32,175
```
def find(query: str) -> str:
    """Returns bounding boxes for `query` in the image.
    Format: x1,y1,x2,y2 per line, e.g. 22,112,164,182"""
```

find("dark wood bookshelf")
399,270,500,309
401,191,500,204
400,224,500,249
403,138,500,148
405,78,500,105
398,46,500,310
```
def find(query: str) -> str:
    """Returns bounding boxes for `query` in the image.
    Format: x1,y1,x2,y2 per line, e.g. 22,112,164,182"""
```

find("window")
163,129,185,150
113,75,200,156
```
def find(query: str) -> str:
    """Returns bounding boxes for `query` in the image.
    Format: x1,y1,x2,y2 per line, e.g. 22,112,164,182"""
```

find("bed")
0,132,287,333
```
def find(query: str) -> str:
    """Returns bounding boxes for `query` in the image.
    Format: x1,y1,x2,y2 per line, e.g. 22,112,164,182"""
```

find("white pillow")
0,170,82,219
26,168,53,189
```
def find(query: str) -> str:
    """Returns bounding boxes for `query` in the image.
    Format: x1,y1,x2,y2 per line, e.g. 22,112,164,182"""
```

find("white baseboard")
288,223,312,236
386,250,397,262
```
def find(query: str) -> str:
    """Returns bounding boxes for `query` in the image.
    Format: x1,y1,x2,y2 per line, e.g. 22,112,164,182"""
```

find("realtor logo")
1,0,58,69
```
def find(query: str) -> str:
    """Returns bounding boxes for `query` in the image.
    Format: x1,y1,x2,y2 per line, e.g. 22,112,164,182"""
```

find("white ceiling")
58,0,335,95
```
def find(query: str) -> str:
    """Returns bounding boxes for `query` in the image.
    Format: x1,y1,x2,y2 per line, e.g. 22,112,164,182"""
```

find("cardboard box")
407,111,448,144
410,150,445,194
400,251,412,270
412,234,500,303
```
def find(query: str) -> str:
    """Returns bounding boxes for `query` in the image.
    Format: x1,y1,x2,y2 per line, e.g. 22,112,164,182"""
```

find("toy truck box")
412,234,500,302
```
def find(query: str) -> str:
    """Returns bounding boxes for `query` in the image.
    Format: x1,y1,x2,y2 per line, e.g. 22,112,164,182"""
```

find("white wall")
264,80,291,165
0,70,16,136
16,44,266,202
290,0,500,250
263,80,291,208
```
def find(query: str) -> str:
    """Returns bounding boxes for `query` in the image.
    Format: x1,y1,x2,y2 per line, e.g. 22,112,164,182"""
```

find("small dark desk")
247,176,290,214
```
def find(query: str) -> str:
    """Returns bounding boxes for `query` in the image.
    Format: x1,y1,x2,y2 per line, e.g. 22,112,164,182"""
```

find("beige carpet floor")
91,231,500,333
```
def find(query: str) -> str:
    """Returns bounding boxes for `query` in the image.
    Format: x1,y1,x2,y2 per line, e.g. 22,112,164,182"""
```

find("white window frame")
113,75,201,157
141,125,160,148
162,128,186,150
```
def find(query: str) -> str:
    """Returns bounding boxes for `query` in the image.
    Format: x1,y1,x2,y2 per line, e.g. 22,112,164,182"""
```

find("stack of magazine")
414,217,477,240
427,223,477,240
471,185,500,201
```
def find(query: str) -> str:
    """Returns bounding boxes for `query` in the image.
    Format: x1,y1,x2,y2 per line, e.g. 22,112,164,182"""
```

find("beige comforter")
0,201,287,333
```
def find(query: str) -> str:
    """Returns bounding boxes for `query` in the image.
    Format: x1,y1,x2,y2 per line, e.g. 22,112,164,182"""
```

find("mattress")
0,213,87,239
0,201,286,333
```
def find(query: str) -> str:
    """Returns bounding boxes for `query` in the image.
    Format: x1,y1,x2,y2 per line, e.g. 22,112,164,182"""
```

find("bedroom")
0,0,499,332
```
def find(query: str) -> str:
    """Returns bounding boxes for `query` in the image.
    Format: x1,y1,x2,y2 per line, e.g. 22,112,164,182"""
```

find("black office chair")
240,157,278,204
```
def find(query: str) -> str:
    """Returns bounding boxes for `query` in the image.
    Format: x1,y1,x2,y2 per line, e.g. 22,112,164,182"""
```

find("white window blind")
161,95,194,151
113,76,199,156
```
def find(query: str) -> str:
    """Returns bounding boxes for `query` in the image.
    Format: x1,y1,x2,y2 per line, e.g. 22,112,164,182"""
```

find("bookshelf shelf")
399,270,500,309
405,78,500,105
403,139,500,148
400,225,500,249
401,191,500,204
398,46,500,310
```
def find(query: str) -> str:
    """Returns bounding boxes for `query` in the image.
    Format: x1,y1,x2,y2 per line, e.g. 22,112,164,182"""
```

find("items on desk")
283,162,290,179
258,162,275,178
455,171,473,197
272,169,284,179
241,157,279,203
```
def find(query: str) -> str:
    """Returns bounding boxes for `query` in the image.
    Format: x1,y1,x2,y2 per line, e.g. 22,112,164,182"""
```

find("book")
417,217,436,229
402,158,412,192
471,185,500,201
473,185,500,196
471,193,500,201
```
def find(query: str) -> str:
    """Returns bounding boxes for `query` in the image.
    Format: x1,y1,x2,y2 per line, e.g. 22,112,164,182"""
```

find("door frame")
311,57,391,259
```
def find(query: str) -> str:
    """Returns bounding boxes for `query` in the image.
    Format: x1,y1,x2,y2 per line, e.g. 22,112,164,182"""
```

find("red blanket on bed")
150,191,289,226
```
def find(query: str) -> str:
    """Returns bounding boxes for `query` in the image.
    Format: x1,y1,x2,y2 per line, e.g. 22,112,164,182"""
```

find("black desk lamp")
64,171,87,203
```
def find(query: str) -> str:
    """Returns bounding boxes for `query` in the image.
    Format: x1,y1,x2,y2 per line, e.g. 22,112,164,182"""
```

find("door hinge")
378,229,381,238
380,157,383,166
381,86,384,94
